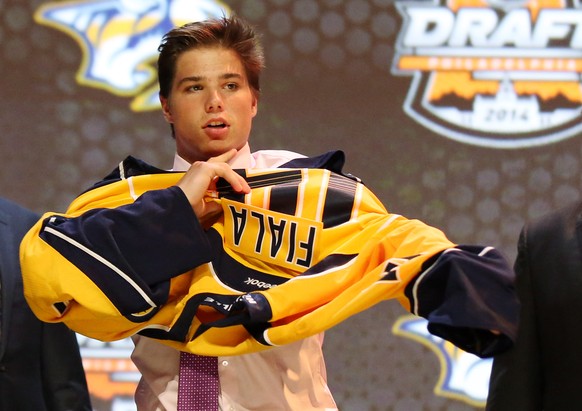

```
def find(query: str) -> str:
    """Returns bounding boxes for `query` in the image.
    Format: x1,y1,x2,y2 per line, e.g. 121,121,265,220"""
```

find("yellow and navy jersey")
20,151,518,357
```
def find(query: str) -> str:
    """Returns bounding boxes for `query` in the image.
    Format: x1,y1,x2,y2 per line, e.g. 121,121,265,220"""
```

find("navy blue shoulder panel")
83,156,176,194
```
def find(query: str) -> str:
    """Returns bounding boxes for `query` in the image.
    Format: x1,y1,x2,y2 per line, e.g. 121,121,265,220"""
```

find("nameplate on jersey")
222,198,322,272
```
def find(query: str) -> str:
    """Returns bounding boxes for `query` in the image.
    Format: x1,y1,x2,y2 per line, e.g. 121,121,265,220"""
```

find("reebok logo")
244,277,275,289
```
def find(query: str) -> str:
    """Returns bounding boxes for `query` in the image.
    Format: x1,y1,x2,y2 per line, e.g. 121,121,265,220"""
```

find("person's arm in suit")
486,224,543,410
4,197,92,411
41,322,92,411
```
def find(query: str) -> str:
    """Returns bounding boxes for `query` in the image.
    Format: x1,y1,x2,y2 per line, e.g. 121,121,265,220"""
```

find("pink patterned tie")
177,351,220,410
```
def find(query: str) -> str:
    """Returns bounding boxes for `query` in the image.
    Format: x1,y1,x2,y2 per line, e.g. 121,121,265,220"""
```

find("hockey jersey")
20,152,518,357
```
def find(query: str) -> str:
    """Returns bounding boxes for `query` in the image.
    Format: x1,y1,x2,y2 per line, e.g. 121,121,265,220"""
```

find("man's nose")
205,90,223,112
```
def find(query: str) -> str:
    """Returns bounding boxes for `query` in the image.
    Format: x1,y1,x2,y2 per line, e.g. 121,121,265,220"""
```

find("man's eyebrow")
221,73,244,80
177,73,244,86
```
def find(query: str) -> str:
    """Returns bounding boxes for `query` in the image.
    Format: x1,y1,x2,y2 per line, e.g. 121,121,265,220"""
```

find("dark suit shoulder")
522,200,582,246
0,197,39,231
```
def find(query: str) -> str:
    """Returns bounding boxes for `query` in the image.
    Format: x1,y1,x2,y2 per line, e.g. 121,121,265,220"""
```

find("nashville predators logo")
392,0,582,148
393,315,493,407
34,0,230,111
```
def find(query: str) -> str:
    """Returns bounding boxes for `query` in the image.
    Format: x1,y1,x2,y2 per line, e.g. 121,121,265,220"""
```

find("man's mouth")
205,121,228,129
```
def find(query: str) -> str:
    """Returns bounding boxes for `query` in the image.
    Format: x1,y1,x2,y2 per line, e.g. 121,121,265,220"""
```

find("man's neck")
172,143,254,172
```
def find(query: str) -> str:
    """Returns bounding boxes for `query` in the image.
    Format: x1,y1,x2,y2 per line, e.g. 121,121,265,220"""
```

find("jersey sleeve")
20,179,212,339
223,214,517,358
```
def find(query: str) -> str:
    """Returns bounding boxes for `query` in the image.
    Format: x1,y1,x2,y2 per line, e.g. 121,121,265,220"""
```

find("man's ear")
160,94,173,123
251,96,258,118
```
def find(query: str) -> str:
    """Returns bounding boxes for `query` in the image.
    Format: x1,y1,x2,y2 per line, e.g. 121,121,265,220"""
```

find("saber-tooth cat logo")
34,0,229,111
392,0,582,149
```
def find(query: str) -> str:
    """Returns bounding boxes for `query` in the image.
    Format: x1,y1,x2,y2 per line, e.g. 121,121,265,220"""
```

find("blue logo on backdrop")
393,315,492,407
35,0,230,111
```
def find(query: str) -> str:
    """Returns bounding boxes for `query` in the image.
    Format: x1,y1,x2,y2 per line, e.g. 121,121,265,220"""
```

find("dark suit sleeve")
41,323,92,411
2,198,92,411
486,225,542,410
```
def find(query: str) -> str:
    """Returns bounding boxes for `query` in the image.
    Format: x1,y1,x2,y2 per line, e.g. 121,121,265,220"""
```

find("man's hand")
176,149,251,228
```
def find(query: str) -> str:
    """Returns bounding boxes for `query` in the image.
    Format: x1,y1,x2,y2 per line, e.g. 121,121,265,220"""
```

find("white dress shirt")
131,144,338,411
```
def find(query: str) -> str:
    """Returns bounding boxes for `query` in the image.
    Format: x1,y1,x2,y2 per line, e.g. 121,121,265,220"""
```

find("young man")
0,197,92,411
21,16,519,410
132,17,338,409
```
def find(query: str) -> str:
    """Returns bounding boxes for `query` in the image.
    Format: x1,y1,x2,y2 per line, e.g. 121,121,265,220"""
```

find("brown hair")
157,15,265,99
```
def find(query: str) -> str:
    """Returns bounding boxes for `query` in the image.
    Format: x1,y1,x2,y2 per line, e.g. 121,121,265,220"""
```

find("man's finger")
215,166,250,194
208,148,238,164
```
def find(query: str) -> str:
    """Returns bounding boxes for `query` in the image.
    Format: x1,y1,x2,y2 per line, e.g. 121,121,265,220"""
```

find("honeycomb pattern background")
2,0,581,410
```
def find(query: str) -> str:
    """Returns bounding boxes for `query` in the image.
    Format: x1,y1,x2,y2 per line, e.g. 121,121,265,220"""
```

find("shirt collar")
172,143,255,172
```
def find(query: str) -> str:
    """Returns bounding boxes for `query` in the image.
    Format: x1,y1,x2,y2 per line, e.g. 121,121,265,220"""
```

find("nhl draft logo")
34,0,229,111
392,0,582,148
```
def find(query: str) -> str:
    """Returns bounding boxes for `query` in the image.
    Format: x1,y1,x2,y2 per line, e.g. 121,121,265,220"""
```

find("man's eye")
188,85,202,91
225,83,238,90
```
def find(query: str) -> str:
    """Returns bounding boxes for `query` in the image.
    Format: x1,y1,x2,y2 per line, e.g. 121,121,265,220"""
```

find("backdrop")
2,0,581,410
